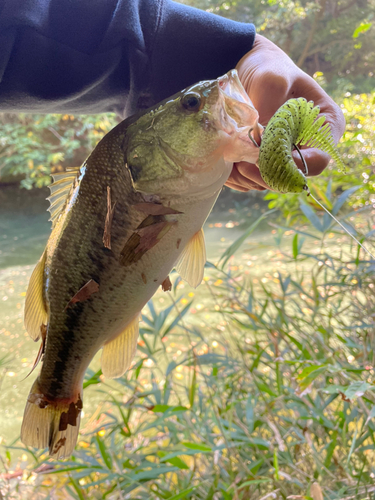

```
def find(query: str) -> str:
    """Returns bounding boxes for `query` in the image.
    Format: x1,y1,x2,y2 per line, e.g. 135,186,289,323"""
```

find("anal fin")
101,315,140,378
24,250,48,341
175,228,206,288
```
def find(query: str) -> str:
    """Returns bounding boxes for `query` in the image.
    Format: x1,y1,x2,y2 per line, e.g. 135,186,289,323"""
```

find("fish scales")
21,70,262,458
41,125,140,399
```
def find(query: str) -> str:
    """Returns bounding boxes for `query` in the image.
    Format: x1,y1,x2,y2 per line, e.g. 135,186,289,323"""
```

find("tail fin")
21,378,82,459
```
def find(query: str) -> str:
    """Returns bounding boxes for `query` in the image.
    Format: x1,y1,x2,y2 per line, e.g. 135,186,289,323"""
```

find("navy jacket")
0,0,255,117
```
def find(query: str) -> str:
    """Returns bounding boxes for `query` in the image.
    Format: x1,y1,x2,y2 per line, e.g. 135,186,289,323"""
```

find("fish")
21,70,261,459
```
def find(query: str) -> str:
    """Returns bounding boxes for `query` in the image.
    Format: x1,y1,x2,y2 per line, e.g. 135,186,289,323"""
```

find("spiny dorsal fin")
47,167,80,226
101,314,140,378
175,228,206,288
24,250,48,341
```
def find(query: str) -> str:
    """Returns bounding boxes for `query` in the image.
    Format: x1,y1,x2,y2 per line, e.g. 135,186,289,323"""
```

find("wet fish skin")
41,124,140,401
21,70,261,458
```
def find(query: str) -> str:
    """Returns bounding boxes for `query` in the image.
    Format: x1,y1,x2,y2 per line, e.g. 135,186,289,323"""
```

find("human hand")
225,34,346,192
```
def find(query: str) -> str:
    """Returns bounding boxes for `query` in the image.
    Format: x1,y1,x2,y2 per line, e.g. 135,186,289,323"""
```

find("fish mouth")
218,70,253,111
217,70,262,163
218,70,262,139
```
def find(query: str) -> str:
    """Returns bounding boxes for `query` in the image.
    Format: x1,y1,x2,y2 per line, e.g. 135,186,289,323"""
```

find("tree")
182,0,374,94
0,113,118,188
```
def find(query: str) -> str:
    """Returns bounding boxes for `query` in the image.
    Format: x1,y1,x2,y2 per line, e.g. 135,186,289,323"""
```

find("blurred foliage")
0,114,118,189
2,207,375,498
182,0,375,94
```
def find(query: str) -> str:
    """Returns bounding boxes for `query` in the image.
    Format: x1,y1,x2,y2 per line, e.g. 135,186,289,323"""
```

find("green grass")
2,207,375,500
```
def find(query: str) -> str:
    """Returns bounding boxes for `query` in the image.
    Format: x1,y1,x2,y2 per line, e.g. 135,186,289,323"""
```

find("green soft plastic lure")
256,98,375,259
257,97,344,193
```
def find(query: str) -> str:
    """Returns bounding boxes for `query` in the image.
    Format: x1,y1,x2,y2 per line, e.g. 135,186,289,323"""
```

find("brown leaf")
120,221,175,267
120,233,143,266
1,469,24,480
103,186,116,249
51,437,67,455
59,396,83,431
65,280,99,309
339,391,351,403
136,222,173,253
161,276,172,292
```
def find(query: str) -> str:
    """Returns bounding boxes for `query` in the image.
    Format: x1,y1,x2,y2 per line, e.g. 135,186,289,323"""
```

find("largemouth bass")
21,70,260,458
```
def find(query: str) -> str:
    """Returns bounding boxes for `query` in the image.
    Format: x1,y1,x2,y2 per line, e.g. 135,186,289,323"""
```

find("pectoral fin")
24,251,48,341
175,228,206,288
101,315,140,378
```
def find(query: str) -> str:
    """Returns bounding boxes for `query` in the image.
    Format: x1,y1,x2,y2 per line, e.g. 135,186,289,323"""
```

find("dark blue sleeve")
0,0,255,116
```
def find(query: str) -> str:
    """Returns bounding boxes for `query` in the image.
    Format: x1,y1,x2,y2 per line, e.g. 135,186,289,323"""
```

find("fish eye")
181,92,202,112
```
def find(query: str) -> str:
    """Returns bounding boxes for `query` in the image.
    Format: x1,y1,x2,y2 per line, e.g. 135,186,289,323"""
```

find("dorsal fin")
175,228,206,288
47,167,80,226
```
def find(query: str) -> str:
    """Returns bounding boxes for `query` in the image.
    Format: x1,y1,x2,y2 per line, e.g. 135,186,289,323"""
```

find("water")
0,185,270,449
0,188,47,446
1,184,363,458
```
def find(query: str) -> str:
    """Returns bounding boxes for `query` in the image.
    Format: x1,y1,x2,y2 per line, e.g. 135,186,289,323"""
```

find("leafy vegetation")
2,197,375,498
0,114,118,188
1,1,375,499
183,0,375,94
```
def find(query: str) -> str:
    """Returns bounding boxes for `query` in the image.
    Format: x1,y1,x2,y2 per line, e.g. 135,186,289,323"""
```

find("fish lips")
218,70,261,131
217,70,262,164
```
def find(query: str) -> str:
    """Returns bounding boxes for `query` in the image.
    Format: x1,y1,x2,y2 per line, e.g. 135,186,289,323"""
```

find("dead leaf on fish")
103,186,116,249
59,396,83,431
120,215,175,267
161,276,172,292
51,437,67,455
65,280,100,310
137,222,173,253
